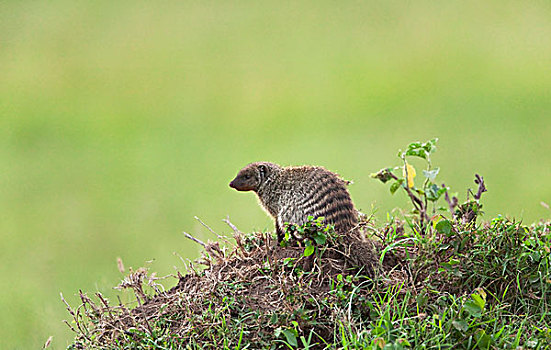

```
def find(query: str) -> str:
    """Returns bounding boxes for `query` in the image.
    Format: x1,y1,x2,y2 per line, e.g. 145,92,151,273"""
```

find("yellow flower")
403,163,416,188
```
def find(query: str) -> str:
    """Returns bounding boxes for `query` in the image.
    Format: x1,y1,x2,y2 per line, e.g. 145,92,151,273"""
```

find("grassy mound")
65,216,550,349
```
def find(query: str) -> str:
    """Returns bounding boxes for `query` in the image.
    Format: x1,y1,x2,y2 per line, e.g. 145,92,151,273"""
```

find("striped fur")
229,162,358,241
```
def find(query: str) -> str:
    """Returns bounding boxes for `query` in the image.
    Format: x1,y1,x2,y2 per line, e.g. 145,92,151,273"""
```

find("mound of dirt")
68,226,405,349
66,217,551,349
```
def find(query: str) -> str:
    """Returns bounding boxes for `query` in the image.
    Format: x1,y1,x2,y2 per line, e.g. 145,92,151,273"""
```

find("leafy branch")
372,139,444,232
371,139,488,233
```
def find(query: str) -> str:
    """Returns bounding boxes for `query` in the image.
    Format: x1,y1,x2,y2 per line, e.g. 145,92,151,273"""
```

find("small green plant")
281,216,336,257
371,138,487,233
372,138,443,232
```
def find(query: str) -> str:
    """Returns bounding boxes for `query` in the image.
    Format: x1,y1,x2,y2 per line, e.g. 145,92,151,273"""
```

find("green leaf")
474,329,492,349
405,148,427,159
270,313,278,324
426,184,443,201
452,319,469,333
450,258,460,265
283,231,291,244
282,329,298,347
471,292,486,310
304,245,315,257
422,168,440,181
425,138,438,152
313,233,326,245
464,300,482,318
435,220,452,235
403,139,438,160
390,181,401,195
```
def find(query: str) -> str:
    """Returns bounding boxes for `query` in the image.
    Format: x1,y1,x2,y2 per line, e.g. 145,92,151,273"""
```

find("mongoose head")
229,162,280,192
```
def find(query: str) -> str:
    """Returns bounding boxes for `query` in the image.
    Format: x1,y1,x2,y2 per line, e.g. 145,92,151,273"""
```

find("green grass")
65,216,551,349
1,1,550,348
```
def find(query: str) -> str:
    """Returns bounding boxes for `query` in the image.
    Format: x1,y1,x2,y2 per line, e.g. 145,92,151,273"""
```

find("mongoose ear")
258,164,267,181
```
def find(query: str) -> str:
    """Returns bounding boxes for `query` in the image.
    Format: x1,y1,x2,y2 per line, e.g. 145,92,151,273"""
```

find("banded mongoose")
229,162,358,241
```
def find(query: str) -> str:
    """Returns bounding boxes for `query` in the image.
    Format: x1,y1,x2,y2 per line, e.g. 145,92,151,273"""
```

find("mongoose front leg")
276,209,289,243
276,224,284,243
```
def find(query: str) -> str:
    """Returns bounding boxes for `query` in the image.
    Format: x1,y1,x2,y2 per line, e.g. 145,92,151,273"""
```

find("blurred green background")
1,0,550,348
